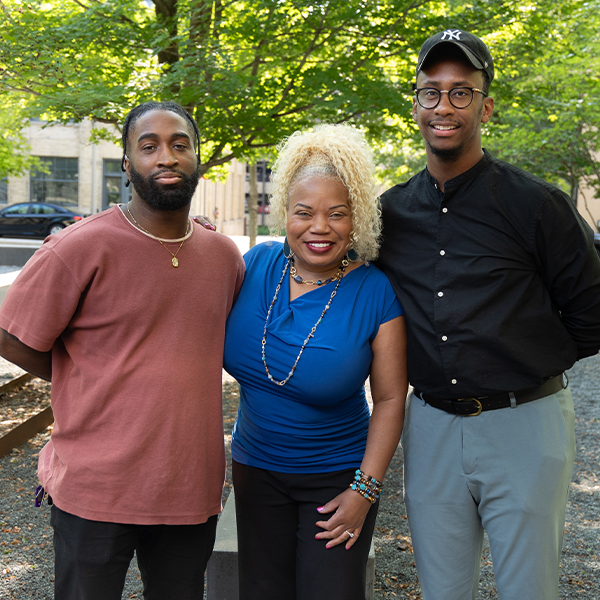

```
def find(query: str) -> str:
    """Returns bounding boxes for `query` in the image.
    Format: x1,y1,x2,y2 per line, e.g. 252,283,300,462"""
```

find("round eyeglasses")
414,87,488,109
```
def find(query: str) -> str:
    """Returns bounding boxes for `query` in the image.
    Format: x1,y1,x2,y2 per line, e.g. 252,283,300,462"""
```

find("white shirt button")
442,207,448,213
442,336,448,341
451,379,457,385
438,291,444,297
440,250,446,256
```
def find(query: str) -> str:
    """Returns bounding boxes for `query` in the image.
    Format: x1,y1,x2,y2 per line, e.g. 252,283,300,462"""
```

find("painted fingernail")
317,507,323,512
326,544,331,549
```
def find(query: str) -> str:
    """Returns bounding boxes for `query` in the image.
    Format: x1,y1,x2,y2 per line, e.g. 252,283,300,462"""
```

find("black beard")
129,163,200,211
428,140,464,161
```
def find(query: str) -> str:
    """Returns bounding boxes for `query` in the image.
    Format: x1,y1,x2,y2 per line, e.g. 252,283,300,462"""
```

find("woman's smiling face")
286,176,353,277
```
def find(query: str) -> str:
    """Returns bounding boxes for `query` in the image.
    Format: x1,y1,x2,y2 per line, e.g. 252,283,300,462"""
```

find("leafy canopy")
2,0,599,206
486,0,600,208
0,0,530,176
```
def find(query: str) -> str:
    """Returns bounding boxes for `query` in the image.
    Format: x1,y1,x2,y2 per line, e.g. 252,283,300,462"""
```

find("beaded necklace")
289,257,343,286
261,255,348,386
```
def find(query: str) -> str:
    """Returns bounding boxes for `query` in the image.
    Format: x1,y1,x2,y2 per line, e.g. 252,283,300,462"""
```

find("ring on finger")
344,530,355,538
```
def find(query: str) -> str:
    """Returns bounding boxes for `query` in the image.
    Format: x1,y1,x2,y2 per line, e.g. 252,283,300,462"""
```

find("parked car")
257,203,270,214
0,202,86,238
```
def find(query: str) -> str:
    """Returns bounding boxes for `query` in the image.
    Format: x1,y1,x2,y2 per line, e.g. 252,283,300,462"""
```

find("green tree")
486,0,600,217
1,0,531,176
5,0,596,201
0,103,43,178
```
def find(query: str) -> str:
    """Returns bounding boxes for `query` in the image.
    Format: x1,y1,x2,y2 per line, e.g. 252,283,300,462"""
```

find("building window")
103,159,130,210
245,162,271,182
0,178,7,204
30,157,78,205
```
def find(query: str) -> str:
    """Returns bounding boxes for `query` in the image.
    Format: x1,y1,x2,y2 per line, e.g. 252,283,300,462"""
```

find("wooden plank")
0,406,54,458
0,372,35,395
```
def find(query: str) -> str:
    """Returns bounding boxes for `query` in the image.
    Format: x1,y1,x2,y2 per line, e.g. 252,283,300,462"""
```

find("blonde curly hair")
268,124,381,261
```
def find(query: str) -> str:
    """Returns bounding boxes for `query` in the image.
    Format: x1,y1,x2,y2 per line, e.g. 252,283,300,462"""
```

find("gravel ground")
1,356,598,599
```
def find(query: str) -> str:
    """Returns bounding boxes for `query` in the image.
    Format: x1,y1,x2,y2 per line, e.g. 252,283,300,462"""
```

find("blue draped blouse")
224,241,402,473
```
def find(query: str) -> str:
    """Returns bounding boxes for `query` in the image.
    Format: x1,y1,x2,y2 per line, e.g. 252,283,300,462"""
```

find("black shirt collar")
425,149,493,193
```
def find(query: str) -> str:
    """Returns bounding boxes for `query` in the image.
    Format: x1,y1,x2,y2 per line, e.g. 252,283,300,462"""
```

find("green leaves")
0,103,44,177
487,0,600,201
0,0,599,199
0,0,424,173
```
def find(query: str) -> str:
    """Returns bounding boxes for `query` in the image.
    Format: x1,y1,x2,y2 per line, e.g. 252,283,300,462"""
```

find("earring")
283,237,294,259
347,248,359,262
125,180,130,188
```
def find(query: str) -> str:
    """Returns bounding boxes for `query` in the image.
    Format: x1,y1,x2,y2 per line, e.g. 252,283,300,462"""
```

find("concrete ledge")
228,235,284,255
206,490,240,600
0,270,21,307
0,239,42,267
206,490,375,600
0,247,37,267
0,235,288,267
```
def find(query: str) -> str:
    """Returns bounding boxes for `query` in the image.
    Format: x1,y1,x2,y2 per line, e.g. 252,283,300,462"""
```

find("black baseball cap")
417,29,494,82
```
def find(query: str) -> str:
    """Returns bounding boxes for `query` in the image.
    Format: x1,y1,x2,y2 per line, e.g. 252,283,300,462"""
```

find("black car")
0,202,86,238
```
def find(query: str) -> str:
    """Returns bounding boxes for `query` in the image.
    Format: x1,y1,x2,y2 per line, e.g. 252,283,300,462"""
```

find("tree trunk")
153,0,180,67
570,179,579,207
248,163,258,248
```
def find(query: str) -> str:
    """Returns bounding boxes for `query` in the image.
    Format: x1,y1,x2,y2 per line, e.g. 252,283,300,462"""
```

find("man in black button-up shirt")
377,30,600,600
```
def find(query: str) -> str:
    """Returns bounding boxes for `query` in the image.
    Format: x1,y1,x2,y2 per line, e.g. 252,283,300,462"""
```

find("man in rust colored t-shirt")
0,102,244,600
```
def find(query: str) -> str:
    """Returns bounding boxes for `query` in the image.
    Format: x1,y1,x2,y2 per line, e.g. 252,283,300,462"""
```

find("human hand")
315,488,371,550
192,215,216,230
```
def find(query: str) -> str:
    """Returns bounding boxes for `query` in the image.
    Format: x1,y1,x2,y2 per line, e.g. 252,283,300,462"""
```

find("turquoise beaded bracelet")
349,469,383,503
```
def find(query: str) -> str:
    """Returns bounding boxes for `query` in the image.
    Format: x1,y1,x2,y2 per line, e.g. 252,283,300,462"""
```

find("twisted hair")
121,102,200,172
269,124,381,261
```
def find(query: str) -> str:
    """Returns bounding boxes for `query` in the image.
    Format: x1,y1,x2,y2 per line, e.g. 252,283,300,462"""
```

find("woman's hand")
313,316,408,551
314,488,372,550
192,215,216,230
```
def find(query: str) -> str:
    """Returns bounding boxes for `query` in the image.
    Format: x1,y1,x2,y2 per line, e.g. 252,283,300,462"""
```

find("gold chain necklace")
126,202,190,268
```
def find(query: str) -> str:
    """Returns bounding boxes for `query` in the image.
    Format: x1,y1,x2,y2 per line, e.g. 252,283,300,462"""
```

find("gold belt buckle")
458,398,483,416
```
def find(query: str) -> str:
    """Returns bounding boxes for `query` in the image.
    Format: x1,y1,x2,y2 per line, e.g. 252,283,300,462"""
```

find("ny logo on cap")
441,30,462,41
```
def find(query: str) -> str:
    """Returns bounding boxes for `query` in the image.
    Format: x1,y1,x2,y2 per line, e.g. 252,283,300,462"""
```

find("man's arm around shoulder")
0,329,51,381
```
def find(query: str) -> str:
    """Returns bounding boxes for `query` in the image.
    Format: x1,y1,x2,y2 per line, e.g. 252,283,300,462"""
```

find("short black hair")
121,102,200,172
480,70,491,95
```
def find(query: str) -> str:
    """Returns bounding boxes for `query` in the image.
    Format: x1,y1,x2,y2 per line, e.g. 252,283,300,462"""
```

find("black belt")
413,375,565,416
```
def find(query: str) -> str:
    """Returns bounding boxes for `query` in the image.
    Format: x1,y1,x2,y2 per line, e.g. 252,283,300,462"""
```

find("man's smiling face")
413,57,493,165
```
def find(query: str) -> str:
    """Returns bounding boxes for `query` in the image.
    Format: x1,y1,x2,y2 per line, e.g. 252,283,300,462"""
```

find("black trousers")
232,460,379,600
51,505,217,600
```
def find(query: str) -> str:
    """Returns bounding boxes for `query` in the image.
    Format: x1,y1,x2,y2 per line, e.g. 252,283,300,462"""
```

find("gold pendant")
172,257,179,267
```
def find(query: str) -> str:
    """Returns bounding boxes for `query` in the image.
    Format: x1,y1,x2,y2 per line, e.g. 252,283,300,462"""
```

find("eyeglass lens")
417,88,474,109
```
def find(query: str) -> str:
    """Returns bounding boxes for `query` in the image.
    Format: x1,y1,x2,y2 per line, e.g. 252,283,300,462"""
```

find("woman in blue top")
224,124,408,600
